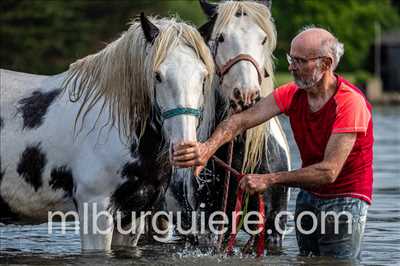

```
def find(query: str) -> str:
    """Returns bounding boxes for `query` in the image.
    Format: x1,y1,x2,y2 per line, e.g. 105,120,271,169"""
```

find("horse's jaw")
162,115,198,218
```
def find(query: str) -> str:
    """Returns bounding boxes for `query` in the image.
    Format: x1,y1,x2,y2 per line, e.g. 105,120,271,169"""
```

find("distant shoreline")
370,92,400,105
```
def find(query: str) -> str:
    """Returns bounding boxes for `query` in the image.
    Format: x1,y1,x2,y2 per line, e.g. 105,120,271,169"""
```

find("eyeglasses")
286,54,327,66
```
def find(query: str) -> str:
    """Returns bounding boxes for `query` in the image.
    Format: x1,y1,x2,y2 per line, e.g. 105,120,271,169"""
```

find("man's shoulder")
276,81,298,91
275,81,302,99
273,81,302,114
335,76,371,110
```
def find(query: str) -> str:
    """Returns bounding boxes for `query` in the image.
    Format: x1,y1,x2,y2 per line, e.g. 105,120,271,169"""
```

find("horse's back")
0,69,65,105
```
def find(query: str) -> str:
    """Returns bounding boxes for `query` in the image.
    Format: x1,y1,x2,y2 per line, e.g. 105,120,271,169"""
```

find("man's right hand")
172,141,211,176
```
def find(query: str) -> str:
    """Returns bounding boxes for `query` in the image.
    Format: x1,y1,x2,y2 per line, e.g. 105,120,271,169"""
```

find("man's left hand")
239,173,274,195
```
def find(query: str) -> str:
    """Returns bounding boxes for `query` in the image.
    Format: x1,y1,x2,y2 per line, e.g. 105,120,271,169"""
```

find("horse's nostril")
233,88,241,99
229,100,237,109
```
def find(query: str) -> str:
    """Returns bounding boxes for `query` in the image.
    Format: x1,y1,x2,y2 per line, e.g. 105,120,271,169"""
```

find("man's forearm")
270,161,338,189
205,115,244,156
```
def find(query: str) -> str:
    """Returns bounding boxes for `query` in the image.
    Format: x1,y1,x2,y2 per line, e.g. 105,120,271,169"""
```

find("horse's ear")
198,14,217,42
199,0,218,18
256,0,272,9
140,12,160,44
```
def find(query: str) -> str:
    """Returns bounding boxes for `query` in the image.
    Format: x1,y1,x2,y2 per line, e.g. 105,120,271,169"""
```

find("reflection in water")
1,106,399,265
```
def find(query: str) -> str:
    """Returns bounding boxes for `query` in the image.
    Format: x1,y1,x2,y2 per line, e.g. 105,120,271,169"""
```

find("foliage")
0,0,169,74
272,0,400,72
1,0,399,74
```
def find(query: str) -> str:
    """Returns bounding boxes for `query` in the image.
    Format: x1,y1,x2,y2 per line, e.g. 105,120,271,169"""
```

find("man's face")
288,44,325,90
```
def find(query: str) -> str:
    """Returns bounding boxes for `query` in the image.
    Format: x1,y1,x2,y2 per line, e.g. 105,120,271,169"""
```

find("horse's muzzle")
230,95,262,113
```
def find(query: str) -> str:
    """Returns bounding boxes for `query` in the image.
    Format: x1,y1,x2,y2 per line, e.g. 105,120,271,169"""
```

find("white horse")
198,0,291,250
0,14,215,251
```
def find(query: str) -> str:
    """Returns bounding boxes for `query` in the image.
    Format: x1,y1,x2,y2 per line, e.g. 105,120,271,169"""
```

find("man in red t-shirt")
172,27,373,259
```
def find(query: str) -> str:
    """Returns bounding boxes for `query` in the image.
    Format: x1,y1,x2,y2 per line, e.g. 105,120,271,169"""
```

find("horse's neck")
136,119,163,157
214,90,228,124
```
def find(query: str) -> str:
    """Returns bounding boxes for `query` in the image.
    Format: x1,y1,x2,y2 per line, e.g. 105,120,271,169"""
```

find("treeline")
1,0,399,75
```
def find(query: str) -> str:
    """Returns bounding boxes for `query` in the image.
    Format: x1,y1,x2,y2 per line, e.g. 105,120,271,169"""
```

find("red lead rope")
257,193,266,256
211,155,266,257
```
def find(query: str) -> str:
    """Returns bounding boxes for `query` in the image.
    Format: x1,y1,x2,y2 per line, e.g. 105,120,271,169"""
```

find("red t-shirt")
273,76,373,204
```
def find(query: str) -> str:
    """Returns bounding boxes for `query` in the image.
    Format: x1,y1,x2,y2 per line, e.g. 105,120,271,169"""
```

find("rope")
216,141,234,251
211,154,266,257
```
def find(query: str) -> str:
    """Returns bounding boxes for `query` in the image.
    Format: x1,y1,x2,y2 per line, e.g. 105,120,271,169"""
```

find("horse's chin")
229,94,262,114
229,101,255,114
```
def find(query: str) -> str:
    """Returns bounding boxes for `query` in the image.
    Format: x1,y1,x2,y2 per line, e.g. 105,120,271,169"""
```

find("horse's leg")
112,213,154,247
111,227,132,247
75,185,114,251
76,198,114,251
264,185,290,251
263,118,291,251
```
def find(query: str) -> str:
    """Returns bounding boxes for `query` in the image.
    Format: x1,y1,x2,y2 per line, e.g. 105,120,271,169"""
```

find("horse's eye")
155,72,162,83
235,11,247,17
262,36,267,45
218,34,224,43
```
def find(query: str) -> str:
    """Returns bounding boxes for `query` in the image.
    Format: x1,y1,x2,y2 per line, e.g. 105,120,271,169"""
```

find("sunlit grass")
274,72,293,86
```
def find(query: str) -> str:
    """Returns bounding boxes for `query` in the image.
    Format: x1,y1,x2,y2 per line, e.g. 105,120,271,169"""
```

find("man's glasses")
286,54,327,66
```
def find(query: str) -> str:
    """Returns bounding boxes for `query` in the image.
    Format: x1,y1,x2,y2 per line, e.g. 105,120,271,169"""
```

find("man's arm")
172,93,282,173
240,132,357,193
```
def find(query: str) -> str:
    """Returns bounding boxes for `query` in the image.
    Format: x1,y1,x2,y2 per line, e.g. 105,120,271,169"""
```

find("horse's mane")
213,1,278,173
62,16,215,143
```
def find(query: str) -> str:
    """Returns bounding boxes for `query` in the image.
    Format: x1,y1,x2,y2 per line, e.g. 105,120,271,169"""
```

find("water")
1,106,399,265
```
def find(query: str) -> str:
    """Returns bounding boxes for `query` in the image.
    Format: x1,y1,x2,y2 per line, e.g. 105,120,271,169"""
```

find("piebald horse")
197,0,291,250
0,14,215,251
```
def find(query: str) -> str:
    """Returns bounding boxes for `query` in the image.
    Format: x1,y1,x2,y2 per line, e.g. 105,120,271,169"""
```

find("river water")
1,106,399,265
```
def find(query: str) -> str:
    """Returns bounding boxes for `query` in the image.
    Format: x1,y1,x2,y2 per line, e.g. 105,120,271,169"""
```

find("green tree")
1,0,399,74
272,0,400,72
0,0,169,74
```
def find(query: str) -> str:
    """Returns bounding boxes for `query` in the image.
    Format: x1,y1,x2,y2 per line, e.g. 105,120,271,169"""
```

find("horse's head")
140,15,209,147
199,0,276,112
140,14,216,229
139,13,214,158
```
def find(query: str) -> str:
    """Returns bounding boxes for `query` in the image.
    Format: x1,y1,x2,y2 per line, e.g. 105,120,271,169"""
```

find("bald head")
290,27,344,70
292,28,334,55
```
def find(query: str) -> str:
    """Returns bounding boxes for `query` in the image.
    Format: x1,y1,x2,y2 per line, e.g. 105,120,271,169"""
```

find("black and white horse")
196,0,291,250
0,14,215,251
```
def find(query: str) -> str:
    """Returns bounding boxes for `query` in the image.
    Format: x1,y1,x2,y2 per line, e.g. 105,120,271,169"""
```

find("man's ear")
322,57,333,71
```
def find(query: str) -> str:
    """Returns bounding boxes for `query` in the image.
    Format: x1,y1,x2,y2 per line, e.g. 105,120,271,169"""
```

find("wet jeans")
295,190,369,259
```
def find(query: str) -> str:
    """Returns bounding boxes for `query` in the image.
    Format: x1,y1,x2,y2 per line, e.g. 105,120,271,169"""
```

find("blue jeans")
295,190,369,259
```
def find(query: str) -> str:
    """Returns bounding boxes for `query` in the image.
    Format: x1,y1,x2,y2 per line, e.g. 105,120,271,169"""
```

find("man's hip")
294,189,368,259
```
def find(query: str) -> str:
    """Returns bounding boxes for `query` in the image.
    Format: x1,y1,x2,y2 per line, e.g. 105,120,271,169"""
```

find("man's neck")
308,72,337,98
306,72,338,112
